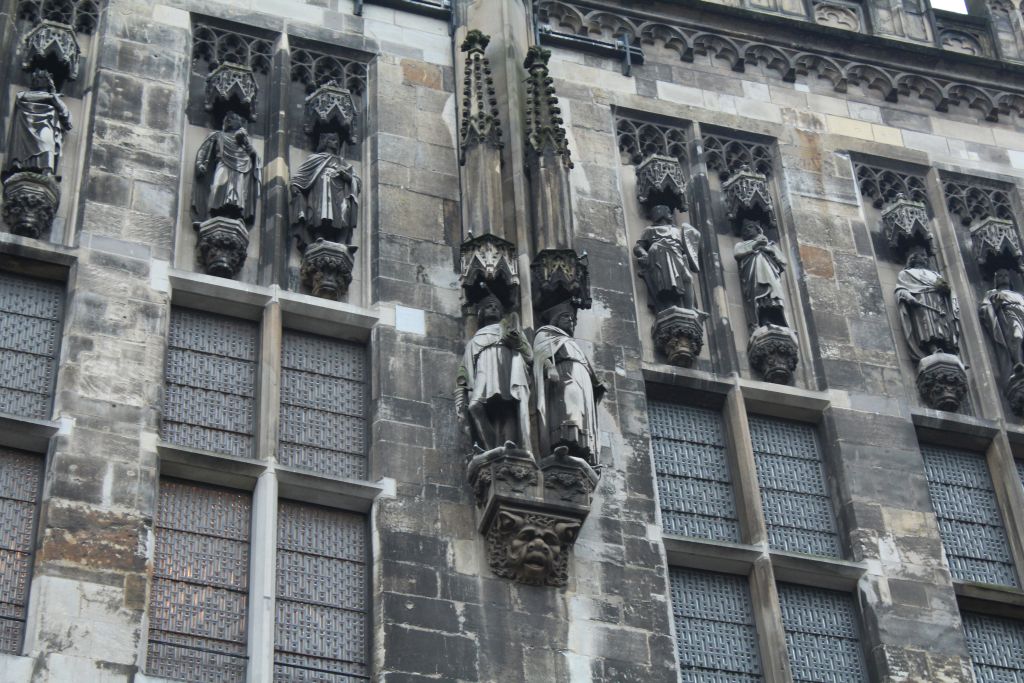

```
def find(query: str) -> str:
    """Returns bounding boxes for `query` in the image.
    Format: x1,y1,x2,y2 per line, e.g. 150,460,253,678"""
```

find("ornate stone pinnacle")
300,238,357,300
636,155,688,215
916,351,968,412
652,306,708,368
722,165,776,233
22,20,80,89
194,216,249,279
748,324,800,384
459,29,502,163
1,172,60,239
881,192,933,262
205,62,259,122
523,46,572,168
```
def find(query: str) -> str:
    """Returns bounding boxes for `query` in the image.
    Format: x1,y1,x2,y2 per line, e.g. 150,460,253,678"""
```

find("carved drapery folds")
950,177,1024,415
454,33,599,588
1,16,80,239
292,83,361,299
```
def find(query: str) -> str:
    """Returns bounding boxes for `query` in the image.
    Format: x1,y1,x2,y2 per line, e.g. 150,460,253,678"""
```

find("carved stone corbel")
300,238,357,299
748,324,800,385
484,508,581,587
916,352,968,412
195,216,249,279
652,306,708,368
1,172,60,239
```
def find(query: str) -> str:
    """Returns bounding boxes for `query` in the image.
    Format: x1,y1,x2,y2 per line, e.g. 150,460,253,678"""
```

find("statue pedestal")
652,306,707,368
466,446,596,587
916,352,968,412
300,238,357,299
1006,373,1024,417
1,172,60,239
195,217,249,278
748,324,799,384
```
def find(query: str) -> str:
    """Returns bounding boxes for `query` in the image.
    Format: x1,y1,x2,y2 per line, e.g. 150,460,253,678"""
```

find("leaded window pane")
147,479,251,683
777,583,867,682
274,501,368,682
0,448,41,655
963,611,1024,682
649,401,740,542
749,416,840,557
161,307,258,459
921,445,1018,587
0,271,63,420
278,331,367,479
669,567,763,682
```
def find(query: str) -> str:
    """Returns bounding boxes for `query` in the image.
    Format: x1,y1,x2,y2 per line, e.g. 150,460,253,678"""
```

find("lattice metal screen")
275,501,368,682
279,331,367,479
749,416,840,557
777,583,867,682
162,308,258,459
1017,458,1024,495
669,567,763,682
921,445,1018,587
963,611,1024,682
0,271,63,420
147,480,251,682
649,401,740,542
0,448,41,654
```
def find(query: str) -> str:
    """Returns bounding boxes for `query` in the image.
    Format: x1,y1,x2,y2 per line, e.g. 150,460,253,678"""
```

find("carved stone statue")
734,218,788,329
895,246,961,362
192,111,261,226
980,268,1024,375
634,204,701,312
4,69,71,178
456,294,533,452
485,510,580,586
291,131,359,245
533,303,605,464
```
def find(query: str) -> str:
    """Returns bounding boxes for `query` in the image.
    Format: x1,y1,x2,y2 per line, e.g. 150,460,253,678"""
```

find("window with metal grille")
962,611,1024,682
749,416,840,557
0,447,42,655
161,307,258,459
0,271,63,421
920,445,1018,587
147,479,252,683
649,401,740,542
1017,458,1024,494
777,583,867,682
669,567,763,682
274,501,368,682
279,331,367,480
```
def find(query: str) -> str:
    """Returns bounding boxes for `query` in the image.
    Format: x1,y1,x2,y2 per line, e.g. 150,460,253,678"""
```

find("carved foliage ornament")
722,165,777,233
882,193,933,261
523,46,572,168
636,154,687,214
459,29,503,162
485,510,580,587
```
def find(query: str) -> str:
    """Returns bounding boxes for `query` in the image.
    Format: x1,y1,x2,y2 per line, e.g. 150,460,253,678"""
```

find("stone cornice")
537,0,1024,121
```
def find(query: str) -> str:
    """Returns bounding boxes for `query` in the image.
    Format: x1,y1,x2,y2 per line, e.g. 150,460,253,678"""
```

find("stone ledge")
156,441,267,490
662,534,763,574
954,581,1024,618
276,464,388,513
770,549,867,591
911,408,1001,451
0,413,59,452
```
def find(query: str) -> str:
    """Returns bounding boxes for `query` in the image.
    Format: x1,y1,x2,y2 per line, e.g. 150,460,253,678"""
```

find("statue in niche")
192,111,261,225
980,268,1024,375
895,245,961,361
633,204,701,312
456,293,533,453
4,69,71,178
290,131,360,245
533,302,605,464
734,218,789,329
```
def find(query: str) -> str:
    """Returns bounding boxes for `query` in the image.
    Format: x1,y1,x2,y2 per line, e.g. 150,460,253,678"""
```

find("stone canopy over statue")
5,70,71,179
533,302,605,464
192,110,261,226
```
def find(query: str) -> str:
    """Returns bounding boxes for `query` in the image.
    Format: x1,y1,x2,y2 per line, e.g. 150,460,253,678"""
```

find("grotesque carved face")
492,511,580,585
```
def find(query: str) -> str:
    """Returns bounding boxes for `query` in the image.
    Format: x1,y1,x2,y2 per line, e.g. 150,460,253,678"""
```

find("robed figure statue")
633,204,701,312
980,268,1024,375
456,295,533,452
734,219,789,329
5,70,71,178
290,131,359,244
895,246,961,362
192,111,261,225
533,303,605,463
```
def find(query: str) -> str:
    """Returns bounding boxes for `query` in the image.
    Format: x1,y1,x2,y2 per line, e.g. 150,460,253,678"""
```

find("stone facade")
0,0,1022,682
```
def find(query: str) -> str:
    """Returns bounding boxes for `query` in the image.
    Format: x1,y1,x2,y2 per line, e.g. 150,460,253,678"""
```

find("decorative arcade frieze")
455,31,601,588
